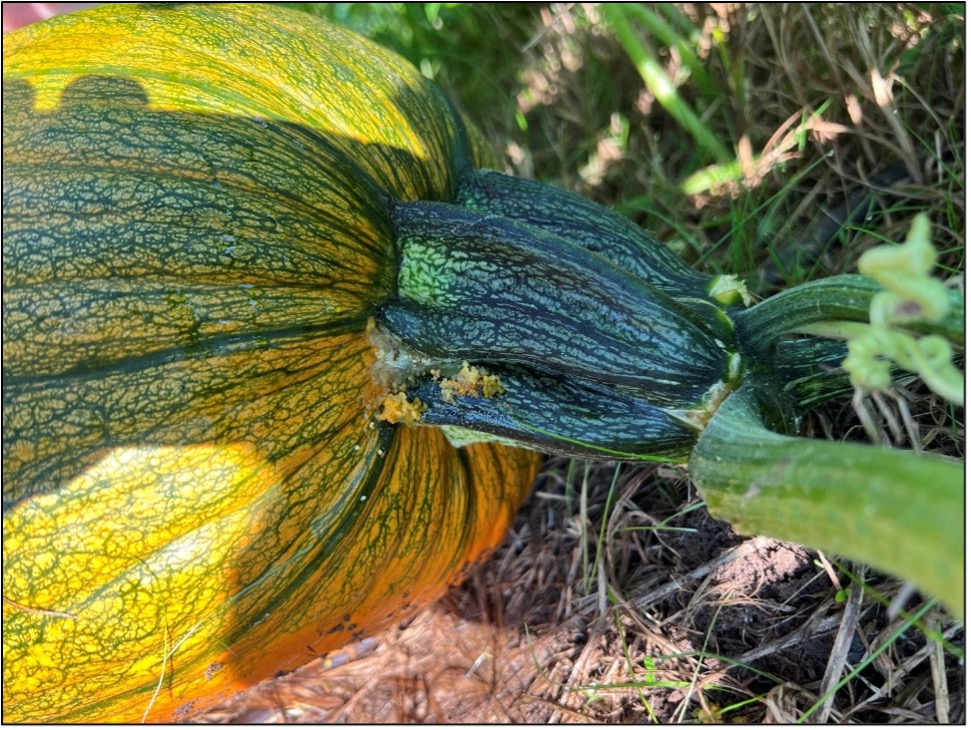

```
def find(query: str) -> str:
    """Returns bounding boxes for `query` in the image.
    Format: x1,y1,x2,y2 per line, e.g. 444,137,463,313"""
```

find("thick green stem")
689,384,964,618
379,199,963,609
383,200,734,407
734,274,965,351
373,200,739,461
771,337,856,414
455,170,712,298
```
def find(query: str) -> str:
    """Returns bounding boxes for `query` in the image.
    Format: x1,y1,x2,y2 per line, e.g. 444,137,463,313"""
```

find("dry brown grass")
196,3,964,723
199,457,963,723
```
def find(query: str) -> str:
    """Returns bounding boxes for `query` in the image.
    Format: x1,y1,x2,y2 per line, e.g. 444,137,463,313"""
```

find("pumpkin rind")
407,363,699,461
456,169,712,297
384,200,731,407
1,3,485,200
3,4,538,722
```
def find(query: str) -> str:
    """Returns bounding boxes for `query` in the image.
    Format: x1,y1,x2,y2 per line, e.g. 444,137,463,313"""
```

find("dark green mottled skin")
456,169,712,297
383,201,732,408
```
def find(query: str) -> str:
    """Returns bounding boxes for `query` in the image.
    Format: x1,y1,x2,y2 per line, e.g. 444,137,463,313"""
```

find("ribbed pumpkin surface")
2,4,539,722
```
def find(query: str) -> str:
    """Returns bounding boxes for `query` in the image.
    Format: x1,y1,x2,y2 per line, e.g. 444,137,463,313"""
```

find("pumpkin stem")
370,199,746,460
385,200,735,404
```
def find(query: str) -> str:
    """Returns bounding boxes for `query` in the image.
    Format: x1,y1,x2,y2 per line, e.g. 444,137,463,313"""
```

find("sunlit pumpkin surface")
2,4,540,722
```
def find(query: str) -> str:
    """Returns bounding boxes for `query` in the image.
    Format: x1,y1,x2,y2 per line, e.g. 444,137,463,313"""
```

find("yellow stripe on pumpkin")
2,4,539,722
1,3,474,202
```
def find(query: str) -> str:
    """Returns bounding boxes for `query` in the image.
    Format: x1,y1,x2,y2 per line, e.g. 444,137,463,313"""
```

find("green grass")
241,3,965,724
294,4,961,292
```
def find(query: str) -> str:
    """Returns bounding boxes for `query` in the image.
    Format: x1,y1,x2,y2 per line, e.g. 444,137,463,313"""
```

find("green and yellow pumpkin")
5,0,780,720
7,3,964,723
3,4,544,721
3,4,756,721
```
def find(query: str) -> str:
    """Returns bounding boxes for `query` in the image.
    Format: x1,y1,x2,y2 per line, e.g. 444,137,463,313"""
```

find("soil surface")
196,461,963,723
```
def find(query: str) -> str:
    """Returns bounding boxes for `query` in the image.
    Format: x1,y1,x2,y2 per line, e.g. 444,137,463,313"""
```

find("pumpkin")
2,4,542,722
8,3,962,723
